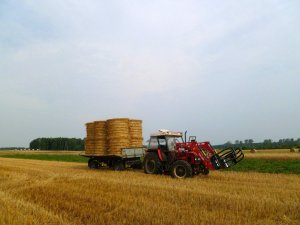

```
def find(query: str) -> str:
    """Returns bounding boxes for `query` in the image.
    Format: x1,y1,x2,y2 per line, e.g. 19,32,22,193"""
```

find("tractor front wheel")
144,152,162,174
171,160,192,178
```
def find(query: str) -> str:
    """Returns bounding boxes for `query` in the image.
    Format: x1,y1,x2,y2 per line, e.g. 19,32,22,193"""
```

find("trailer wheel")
144,152,162,174
171,160,192,179
113,161,125,171
88,158,99,169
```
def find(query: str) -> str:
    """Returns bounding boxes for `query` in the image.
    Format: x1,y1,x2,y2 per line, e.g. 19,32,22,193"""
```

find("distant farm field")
242,149,300,160
0,150,299,225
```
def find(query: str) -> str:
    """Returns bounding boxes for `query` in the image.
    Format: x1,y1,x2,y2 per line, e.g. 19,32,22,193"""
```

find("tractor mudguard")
211,147,244,169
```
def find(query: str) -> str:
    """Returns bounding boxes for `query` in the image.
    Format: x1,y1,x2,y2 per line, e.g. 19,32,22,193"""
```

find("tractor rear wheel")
144,152,162,174
171,160,192,179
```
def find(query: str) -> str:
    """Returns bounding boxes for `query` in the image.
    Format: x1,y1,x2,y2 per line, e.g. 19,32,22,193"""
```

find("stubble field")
0,152,299,225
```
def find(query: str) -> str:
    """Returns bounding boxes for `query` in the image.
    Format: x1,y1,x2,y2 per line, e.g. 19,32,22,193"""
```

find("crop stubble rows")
0,158,299,225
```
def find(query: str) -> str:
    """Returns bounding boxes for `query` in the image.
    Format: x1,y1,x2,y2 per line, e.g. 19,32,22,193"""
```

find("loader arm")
197,142,244,170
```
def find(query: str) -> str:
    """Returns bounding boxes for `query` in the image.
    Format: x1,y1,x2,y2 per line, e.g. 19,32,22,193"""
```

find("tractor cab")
145,130,203,178
148,130,183,162
148,130,182,151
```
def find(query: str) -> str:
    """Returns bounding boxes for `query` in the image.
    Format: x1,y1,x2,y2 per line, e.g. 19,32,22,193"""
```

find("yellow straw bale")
290,148,297,152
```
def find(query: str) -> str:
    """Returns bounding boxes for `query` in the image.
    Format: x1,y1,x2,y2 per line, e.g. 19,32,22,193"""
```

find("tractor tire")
88,158,99,169
143,152,162,174
171,160,193,179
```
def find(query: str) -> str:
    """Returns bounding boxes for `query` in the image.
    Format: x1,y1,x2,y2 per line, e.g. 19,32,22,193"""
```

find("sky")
0,0,300,147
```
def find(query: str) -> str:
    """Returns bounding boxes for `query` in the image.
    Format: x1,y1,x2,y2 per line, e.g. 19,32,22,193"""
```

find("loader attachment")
211,147,244,169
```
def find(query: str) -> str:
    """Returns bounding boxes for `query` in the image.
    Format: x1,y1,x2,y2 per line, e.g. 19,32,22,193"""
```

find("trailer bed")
81,147,145,170
81,147,145,158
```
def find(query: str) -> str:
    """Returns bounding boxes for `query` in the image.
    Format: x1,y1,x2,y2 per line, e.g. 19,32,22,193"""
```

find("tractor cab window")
148,137,158,150
158,138,167,151
166,137,179,151
148,136,181,151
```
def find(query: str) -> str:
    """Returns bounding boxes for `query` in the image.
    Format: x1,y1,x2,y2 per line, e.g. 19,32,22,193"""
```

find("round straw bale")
130,138,143,147
107,118,129,127
94,138,107,153
94,120,107,140
250,149,257,153
290,148,297,152
129,119,143,140
85,122,95,139
129,119,142,126
85,138,95,154
106,118,130,155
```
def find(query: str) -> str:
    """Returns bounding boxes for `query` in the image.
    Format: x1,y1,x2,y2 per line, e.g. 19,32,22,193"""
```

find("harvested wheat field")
0,158,299,225
243,149,300,160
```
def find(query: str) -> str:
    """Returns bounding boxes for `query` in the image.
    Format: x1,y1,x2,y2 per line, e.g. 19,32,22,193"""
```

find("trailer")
81,147,145,171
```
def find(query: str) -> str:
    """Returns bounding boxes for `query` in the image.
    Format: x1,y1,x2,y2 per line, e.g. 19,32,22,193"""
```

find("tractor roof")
150,129,183,137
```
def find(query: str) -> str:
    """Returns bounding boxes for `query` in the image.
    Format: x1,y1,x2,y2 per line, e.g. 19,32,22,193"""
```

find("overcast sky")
0,0,299,147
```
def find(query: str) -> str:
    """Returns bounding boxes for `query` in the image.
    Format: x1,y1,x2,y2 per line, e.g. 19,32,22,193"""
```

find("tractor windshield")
166,136,182,151
148,135,182,151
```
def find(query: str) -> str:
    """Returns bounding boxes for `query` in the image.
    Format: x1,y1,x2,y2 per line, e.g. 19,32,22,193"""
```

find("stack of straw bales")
129,119,143,147
107,118,131,155
94,121,107,155
85,122,95,154
250,149,257,153
84,118,143,155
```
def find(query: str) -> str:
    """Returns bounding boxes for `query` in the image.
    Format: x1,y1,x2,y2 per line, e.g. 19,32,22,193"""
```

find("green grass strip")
227,159,300,174
0,154,88,163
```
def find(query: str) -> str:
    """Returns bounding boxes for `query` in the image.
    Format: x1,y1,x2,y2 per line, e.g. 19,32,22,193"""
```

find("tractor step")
211,147,244,169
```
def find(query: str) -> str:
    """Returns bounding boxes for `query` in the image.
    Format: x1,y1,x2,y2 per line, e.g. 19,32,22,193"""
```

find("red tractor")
143,130,244,178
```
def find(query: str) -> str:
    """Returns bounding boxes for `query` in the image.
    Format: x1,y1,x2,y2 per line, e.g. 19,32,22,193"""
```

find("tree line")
14,137,300,151
214,138,300,150
29,138,84,151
